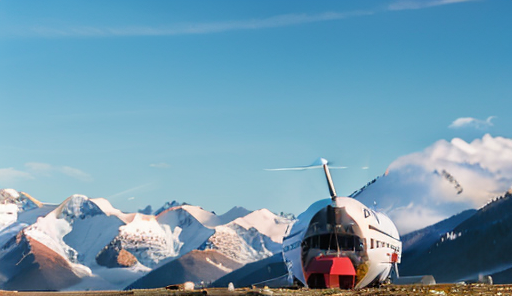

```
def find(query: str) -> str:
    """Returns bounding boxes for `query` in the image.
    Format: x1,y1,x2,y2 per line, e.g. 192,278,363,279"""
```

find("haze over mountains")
1,134,512,290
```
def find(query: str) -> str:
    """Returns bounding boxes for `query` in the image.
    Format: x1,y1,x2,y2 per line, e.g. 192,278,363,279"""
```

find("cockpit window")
303,233,364,252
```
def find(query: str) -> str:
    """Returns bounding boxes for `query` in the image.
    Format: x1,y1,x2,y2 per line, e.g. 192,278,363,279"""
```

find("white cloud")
60,166,93,182
449,116,496,129
150,163,170,169
389,203,448,234
25,162,54,176
356,134,512,234
25,162,93,182
0,168,34,184
28,11,373,38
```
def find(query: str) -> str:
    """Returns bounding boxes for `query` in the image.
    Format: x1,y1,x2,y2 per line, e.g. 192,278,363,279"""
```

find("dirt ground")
2,284,512,296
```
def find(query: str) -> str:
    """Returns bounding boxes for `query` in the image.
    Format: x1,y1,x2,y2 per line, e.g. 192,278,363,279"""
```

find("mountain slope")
125,249,243,290
230,209,291,244
0,231,84,291
3,233,83,291
104,213,181,268
401,209,476,254
212,252,288,288
400,191,512,283
156,206,214,259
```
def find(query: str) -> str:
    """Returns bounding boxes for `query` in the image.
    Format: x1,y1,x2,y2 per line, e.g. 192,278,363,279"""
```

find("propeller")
265,157,347,171
265,158,345,200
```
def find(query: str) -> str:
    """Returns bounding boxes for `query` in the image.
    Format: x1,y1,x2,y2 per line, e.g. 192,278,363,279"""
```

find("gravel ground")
2,284,512,296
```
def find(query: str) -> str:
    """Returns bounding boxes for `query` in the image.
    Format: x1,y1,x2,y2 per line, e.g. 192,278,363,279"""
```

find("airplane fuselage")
283,196,401,289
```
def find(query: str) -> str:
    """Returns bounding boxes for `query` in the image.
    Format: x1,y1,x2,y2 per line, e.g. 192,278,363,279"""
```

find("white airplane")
273,158,402,289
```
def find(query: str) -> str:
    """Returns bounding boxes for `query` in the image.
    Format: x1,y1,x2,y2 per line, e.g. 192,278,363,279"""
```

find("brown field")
2,284,512,296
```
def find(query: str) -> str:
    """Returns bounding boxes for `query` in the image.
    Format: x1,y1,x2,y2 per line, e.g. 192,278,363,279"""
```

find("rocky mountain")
0,189,294,291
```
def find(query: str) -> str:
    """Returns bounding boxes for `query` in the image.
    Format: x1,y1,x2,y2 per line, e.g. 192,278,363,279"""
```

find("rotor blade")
329,166,348,169
264,165,323,171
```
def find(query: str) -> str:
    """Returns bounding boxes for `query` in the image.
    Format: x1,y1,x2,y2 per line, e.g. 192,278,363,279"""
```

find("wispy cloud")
8,0,476,38
388,0,477,11
449,116,496,129
150,163,171,169
60,166,94,182
25,162,93,182
29,10,373,38
108,183,153,199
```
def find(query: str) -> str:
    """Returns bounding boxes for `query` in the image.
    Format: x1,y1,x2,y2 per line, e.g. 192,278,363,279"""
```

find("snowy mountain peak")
153,201,182,216
203,224,274,263
0,189,42,212
0,188,20,200
218,206,252,224
230,208,294,244
159,205,221,229
56,195,104,223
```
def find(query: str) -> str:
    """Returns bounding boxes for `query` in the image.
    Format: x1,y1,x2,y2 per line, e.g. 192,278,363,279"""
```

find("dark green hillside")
400,191,512,283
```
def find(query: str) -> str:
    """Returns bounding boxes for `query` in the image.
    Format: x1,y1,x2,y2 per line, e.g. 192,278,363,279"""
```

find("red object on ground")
305,256,356,289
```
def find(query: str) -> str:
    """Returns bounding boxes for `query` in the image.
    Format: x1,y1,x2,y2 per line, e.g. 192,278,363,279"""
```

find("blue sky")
1,0,511,215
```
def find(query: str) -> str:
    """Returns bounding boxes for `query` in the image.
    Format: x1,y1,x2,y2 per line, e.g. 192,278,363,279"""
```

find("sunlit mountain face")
0,189,294,291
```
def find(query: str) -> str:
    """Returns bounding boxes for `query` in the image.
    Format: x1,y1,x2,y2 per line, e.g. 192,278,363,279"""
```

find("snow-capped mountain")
0,189,42,211
355,134,512,234
154,204,290,265
156,205,216,258
153,200,181,216
102,213,181,268
203,224,274,263
0,189,294,291
0,193,152,290
0,189,44,231
200,209,292,264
